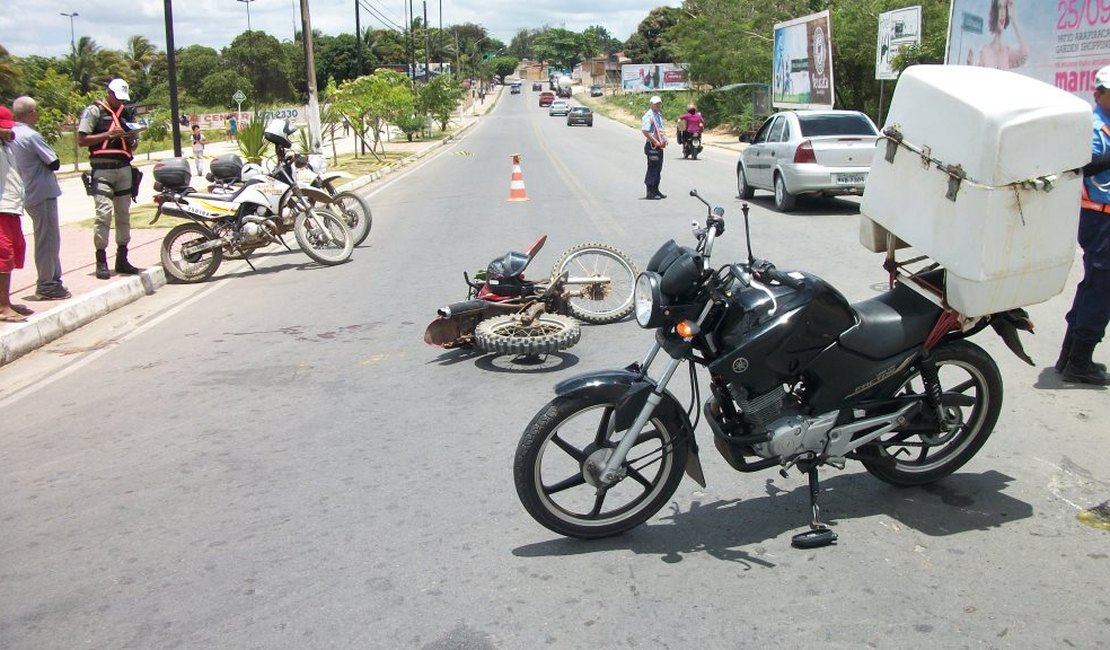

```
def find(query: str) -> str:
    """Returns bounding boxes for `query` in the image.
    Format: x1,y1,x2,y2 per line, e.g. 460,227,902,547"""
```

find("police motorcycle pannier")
152,157,192,189
210,154,244,182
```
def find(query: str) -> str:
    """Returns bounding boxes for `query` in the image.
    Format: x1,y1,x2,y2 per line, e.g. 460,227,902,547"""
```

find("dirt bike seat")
184,184,255,202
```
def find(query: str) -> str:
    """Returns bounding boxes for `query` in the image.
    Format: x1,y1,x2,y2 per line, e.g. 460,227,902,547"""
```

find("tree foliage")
623,7,683,63
418,73,466,131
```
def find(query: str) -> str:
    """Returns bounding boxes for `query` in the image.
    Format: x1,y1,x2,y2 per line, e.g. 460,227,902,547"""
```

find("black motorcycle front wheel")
859,340,1003,486
514,393,688,539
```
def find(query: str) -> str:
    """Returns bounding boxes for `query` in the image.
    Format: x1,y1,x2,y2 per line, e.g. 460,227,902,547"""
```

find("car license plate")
835,173,866,185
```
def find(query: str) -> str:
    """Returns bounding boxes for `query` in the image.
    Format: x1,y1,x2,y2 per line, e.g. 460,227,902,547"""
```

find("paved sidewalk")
0,92,497,367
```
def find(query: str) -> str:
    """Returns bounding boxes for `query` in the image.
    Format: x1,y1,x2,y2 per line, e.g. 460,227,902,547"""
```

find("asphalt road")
1,91,1108,649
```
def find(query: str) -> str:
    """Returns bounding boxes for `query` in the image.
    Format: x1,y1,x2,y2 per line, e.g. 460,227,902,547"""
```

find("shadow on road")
739,195,861,216
512,470,1031,567
425,347,581,373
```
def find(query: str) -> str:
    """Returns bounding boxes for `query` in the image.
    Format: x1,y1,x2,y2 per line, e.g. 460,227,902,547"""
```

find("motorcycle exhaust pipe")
437,299,491,319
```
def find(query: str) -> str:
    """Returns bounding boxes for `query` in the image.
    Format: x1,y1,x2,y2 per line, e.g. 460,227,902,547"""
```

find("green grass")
75,203,189,230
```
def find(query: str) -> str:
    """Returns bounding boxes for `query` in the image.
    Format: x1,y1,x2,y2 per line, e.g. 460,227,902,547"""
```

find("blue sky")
1,0,668,58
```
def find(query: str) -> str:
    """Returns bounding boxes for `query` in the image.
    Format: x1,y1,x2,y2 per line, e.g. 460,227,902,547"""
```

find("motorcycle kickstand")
790,462,838,549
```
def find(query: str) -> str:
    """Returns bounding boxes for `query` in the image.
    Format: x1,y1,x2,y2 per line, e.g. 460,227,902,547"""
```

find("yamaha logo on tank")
732,357,749,373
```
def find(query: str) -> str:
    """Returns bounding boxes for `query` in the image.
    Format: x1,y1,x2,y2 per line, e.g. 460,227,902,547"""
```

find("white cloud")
1,0,669,58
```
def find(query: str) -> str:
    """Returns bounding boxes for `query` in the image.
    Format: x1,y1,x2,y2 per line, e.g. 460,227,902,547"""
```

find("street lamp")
60,12,78,76
236,0,256,100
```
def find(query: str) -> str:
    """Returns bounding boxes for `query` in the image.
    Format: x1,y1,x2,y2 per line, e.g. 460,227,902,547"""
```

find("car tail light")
794,140,816,164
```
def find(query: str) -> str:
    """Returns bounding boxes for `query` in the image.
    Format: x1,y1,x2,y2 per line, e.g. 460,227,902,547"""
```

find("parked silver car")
736,110,879,211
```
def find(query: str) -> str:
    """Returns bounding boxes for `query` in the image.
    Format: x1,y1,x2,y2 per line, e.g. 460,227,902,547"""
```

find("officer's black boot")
654,186,667,199
95,249,110,280
646,186,656,200
115,245,142,275
1062,340,1109,385
1056,331,1106,373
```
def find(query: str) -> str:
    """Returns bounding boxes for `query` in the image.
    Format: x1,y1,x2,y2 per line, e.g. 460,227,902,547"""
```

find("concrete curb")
0,266,166,366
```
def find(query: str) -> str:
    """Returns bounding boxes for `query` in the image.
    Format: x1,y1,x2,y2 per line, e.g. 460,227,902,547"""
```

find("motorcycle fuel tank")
709,271,855,395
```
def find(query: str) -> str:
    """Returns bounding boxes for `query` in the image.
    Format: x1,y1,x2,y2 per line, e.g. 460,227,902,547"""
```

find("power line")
358,0,402,31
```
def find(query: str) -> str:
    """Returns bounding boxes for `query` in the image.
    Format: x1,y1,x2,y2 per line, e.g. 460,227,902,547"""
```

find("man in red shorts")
1,105,29,322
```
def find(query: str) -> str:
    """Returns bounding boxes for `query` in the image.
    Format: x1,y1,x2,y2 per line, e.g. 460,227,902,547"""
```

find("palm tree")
125,35,157,75
71,36,100,94
0,45,22,99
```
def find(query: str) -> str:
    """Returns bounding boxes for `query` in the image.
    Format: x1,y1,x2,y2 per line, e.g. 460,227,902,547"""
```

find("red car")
538,92,555,107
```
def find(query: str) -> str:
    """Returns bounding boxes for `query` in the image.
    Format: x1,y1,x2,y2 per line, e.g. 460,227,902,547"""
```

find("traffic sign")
232,90,247,103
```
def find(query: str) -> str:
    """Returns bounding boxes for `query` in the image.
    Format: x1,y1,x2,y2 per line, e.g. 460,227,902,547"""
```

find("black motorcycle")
682,131,703,160
513,191,1034,548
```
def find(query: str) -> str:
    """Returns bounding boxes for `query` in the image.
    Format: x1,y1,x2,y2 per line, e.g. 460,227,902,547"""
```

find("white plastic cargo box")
859,65,1090,317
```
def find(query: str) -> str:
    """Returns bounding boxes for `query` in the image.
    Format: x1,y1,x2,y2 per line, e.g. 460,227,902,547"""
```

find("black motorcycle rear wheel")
514,393,688,539
473,313,581,356
859,340,1002,486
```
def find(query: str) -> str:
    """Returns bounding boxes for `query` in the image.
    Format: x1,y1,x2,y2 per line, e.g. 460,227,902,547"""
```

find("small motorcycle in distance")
513,191,1035,548
682,131,703,160
424,237,639,356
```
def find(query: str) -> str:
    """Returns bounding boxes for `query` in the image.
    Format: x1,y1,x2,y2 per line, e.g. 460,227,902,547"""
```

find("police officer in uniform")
77,78,142,280
1058,65,1110,385
641,95,668,200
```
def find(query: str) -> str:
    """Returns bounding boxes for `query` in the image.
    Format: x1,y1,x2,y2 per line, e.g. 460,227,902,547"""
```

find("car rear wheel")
774,173,797,212
737,164,754,200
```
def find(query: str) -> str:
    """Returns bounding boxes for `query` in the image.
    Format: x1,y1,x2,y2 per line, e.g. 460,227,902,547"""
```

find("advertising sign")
620,63,689,92
945,0,1110,103
772,10,835,109
876,6,922,80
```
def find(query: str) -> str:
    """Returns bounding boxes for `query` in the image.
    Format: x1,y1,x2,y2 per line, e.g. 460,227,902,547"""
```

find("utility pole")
300,0,322,150
162,0,182,156
355,0,362,76
423,1,430,82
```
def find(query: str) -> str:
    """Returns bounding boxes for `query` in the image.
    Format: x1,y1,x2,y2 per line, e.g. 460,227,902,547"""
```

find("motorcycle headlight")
635,272,663,328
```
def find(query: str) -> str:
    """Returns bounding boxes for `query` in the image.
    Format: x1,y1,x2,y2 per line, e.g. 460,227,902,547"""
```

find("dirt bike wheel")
293,209,353,266
514,392,688,539
859,340,1003,486
330,191,372,247
549,243,639,325
160,223,222,284
473,313,581,356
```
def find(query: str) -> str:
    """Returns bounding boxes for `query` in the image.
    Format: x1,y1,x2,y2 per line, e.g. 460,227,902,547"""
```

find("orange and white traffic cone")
508,153,529,202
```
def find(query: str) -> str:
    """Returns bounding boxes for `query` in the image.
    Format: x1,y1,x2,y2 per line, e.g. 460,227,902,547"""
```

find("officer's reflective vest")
88,101,132,160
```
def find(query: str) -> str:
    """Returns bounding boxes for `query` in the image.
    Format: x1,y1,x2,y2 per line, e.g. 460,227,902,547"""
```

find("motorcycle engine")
731,385,837,459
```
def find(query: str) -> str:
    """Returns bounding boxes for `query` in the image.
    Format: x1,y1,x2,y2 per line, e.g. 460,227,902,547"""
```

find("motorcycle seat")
185,185,254,202
840,282,942,360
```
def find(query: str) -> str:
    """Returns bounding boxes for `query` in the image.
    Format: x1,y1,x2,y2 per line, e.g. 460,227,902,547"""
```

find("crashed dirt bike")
513,191,1035,548
424,237,639,356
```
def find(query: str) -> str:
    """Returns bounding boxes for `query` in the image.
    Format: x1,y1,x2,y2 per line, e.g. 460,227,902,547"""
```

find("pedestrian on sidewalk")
641,95,668,200
0,106,31,323
190,124,207,175
228,114,238,143
76,78,143,280
10,96,70,301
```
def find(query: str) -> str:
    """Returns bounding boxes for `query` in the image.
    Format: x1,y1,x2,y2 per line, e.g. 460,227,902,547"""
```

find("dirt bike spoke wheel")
161,223,222,284
859,341,1002,486
514,394,688,539
473,313,581,356
549,243,639,325
329,191,372,247
293,209,353,266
